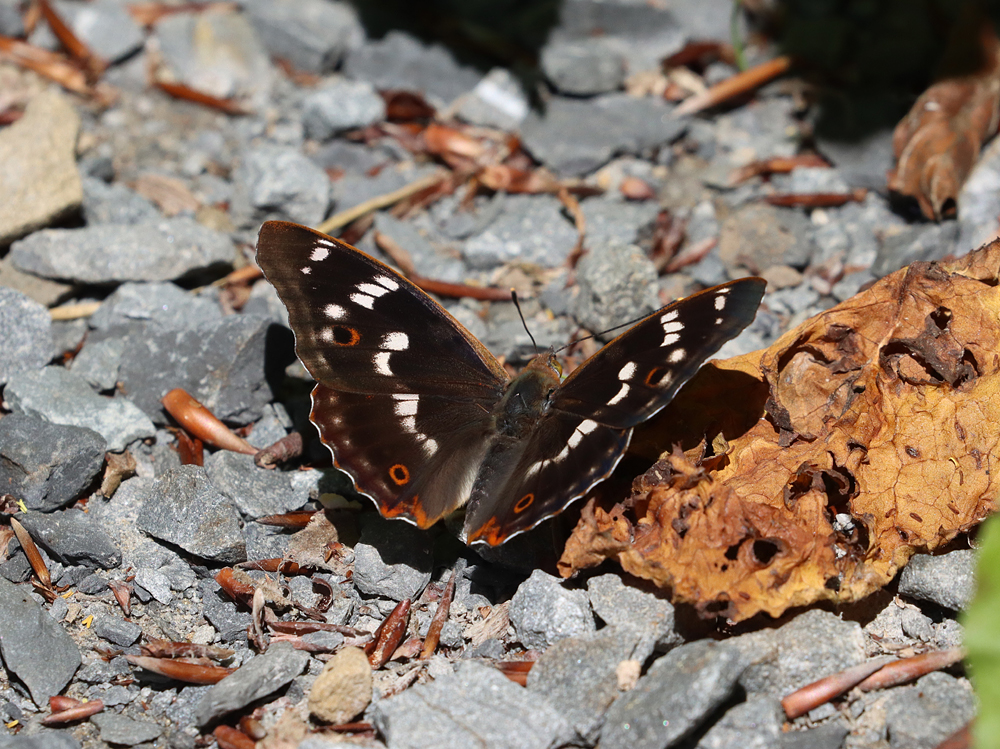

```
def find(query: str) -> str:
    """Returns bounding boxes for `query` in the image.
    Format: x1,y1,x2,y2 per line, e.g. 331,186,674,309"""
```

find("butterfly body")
256,221,766,546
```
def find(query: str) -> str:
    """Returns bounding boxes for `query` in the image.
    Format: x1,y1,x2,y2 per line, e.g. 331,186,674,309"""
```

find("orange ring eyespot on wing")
389,463,410,485
645,366,666,387
332,325,360,346
514,493,534,513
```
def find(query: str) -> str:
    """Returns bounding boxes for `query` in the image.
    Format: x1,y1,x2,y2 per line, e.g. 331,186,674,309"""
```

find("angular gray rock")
90,713,163,745
4,366,155,452
48,0,144,62
16,510,121,569
0,576,81,706
194,642,308,726
303,79,386,139
898,550,978,611
10,218,236,285
884,672,976,749
0,287,54,386
509,570,595,650
601,640,745,749
463,194,578,269
115,313,275,424
81,176,160,226
92,613,142,647
352,515,433,602
230,144,331,228
456,68,529,130
204,451,312,518
372,660,574,749
573,240,660,333
541,39,626,95
0,414,106,512
242,0,362,73
527,627,651,744
137,466,246,564
87,282,223,332
586,573,681,650
695,695,785,749
0,91,82,245
344,30,481,108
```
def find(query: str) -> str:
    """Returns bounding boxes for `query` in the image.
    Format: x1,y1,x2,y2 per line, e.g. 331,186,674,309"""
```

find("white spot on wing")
357,282,389,298
661,320,683,334
310,246,329,261
382,332,409,351
579,419,599,434
714,294,727,311
401,416,417,433
608,382,629,406
422,437,439,457
374,351,393,375
300,266,312,275
324,304,346,319
376,276,400,291
618,362,637,381
526,461,544,477
660,310,679,323
319,328,334,343
668,348,686,363
716,317,724,325
351,293,374,309
661,333,680,347
394,398,418,416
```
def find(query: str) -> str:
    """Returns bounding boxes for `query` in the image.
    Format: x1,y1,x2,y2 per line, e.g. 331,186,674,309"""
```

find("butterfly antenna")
554,317,639,355
511,290,539,354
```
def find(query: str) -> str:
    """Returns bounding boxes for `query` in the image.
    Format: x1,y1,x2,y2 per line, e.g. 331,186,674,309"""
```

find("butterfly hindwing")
553,278,767,429
256,221,508,401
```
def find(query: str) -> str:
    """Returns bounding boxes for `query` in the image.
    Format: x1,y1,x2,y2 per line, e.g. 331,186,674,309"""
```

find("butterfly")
256,221,766,545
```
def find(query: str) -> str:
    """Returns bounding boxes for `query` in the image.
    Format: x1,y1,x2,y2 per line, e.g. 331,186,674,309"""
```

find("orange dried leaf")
161,388,256,455
560,239,1000,622
888,22,1000,220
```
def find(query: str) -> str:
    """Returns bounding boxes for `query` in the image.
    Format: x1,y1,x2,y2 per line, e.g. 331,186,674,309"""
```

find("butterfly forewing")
553,278,766,429
256,221,508,400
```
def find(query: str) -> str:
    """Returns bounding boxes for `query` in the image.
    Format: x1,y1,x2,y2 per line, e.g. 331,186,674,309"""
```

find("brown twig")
857,648,965,692
674,55,793,116
420,568,457,659
235,558,308,575
255,510,318,529
763,189,868,208
728,154,830,185
365,598,411,669
266,619,368,638
126,655,234,684
142,637,234,662
161,388,256,455
781,656,894,719
154,80,247,115
38,0,107,81
253,432,304,468
49,302,102,321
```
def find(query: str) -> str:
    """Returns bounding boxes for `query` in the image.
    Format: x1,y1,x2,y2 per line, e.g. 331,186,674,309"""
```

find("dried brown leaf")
560,240,1000,621
888,22,1000,220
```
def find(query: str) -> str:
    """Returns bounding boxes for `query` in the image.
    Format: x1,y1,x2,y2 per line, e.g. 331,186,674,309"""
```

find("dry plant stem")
126,655,234,684
255,510,317,528
366,598,411,669
236,558,308,575
213,725,256,749
38,0,106,80
420,568,457,659
266,619,368,638
857,648,965,691
142,638,234,661
764,189,867,208
211,264,263,288
675,55,792,116
49,301,102,321
728,154,830,184
253,432,304,467
781,656,894,719
41,700,104,725
161,388,256,455
325,721,376,734
154,81,246,114
0,35,90,96
317,171,448,235
9,517,51,591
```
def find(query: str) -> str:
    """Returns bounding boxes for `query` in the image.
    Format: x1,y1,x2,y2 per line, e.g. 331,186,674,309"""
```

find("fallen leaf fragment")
41,698,103,725
888,21,1000,220
213,725,256,749
161,388,256,455
126,655,234,684
365,598,411,669
561,239,1000,621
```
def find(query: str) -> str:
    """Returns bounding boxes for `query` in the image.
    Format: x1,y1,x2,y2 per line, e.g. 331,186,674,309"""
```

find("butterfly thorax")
493,352,561,440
